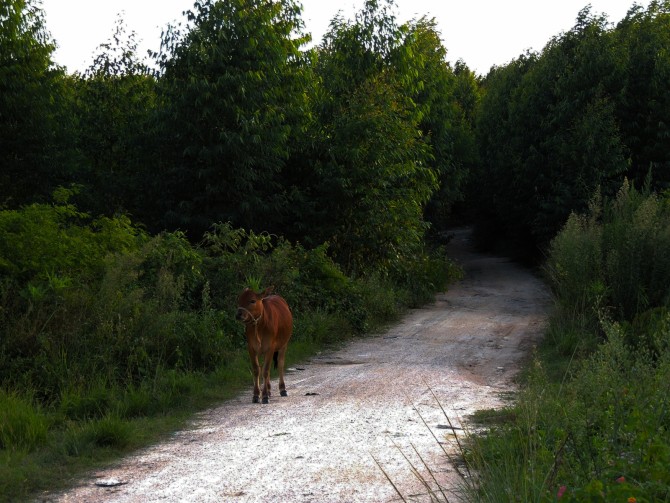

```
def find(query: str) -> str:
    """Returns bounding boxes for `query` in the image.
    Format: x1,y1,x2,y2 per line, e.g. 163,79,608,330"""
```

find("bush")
545,200,604,315
389,245,462,307
549,319,670,502
602,180,670,320
0,194,147,398
202,224,370,332
546,180,670,352
628,307,670,358
0,188,145,289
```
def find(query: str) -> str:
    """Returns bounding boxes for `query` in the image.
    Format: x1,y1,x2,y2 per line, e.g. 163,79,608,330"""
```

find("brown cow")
235,286,293,404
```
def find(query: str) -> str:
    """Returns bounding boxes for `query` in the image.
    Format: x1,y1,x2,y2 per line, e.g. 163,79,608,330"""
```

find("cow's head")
236,286,274,324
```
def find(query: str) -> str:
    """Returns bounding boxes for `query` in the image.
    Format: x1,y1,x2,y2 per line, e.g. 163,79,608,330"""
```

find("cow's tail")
273,351,279,369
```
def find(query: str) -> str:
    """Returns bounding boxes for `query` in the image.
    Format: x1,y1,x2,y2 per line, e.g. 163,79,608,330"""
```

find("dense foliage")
151,0,311,236
0,0,70,205
472,1,670,252
547,180,670,332
0,1,469,499
3,0,670,500
465,183,670,502
72,15,157,218
298,3,437,272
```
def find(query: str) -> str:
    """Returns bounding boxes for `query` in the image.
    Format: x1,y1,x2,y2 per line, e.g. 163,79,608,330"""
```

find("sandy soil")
42,228,551,503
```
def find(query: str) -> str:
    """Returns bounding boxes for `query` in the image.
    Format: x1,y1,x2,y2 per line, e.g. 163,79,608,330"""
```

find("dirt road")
46,228,551,503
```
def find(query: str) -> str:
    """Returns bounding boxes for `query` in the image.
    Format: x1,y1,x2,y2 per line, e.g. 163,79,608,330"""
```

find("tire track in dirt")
43,228,551,503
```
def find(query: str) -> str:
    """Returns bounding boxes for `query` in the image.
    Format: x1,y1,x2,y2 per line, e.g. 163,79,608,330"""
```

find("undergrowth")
0,192,461,502
459,181,670,502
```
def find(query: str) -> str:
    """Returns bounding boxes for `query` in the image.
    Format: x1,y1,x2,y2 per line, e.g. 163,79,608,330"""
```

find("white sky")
42,0,650,76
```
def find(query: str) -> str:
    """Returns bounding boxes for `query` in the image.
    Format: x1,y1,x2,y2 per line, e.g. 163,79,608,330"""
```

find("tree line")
472,1,670,252
1,0,479,276
3,1,670,263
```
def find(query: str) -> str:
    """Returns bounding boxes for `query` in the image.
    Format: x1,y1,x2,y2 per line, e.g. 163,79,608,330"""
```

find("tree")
400,19,479,234
293,0,437,273
152,0,310,238
0,0,67,206
72,15,157,218
615,0,670,190
527,8,627,243
472,53,538,248
473,7,628,250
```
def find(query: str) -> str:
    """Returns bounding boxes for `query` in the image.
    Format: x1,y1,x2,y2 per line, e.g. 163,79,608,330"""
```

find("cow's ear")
262,286,275,297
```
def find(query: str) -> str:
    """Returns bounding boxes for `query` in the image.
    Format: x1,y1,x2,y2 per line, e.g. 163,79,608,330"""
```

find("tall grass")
461,181,670,502
546,179,670,345
465,319,670,502
0,392,48,453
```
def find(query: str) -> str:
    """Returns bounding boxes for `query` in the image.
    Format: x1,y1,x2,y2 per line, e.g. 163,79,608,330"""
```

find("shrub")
90,234,235,381
628,307,670,358
546,180,670,351
603,180,670,320
466,318,670,502
0,192,147,394
0,189,145,288
545,200,604,315
552,319,670,502
202,224,370,332
389,245,462,307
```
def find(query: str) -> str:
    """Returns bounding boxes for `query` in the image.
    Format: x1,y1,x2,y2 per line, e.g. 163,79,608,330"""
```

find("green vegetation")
472,2,670,253
3,0,670,500
464,182,670,502
3,7,468,496
0,194,460,500
460,2,670,500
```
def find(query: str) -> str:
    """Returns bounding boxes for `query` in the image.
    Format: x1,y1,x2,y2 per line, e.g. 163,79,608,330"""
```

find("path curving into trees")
47,228,550,502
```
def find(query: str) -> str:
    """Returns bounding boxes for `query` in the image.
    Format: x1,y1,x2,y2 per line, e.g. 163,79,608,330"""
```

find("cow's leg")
261,351,273,404
277,345,288,397
249,350,261,403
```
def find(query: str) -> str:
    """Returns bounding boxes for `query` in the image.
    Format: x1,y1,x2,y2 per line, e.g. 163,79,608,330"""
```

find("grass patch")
0,392,49,453
0,363,252,502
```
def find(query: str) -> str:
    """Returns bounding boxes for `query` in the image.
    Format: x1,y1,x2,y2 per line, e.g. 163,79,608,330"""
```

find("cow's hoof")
280,390,288,397
253,395,260,403
262,396,269,404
